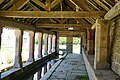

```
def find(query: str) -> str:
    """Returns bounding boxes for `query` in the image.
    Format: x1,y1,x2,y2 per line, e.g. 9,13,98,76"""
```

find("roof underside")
0,0,116,33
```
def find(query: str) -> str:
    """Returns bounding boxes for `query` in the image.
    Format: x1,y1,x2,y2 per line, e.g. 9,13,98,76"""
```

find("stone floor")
87,55,120,80
47,53,88,80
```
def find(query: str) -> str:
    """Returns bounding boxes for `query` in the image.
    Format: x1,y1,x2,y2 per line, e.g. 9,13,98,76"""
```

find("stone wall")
110,16,120,76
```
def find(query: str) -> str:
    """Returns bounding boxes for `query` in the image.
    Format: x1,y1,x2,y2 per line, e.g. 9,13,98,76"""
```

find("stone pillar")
14,29,23,68
48,34,52,54
52,35,56,52
38,33,43,58
80,37,82,54
94,19,110,69
82,32,87,50
37,33,43,78
55,33,58,54
44,34,48,56
43,34,48,74
0,27,2,48
67,37,73,53
87,29,94,55
28,31,35,62
0,27,3,79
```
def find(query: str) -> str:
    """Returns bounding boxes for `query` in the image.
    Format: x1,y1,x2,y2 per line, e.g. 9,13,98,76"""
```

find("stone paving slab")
48,53,88,80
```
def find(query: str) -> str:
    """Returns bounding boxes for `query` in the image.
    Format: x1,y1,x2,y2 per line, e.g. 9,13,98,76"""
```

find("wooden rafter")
9,0,29,11
0,11,106,18
31,0,46,10
36,24,91,28
0,0,4,4
1,0,14,10
71,0,90,11
27,2,40,11
86,0,100,11
51,0,61,9
93,0,109,11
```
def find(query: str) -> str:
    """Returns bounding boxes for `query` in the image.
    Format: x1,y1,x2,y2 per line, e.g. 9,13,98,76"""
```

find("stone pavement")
47,53,88,80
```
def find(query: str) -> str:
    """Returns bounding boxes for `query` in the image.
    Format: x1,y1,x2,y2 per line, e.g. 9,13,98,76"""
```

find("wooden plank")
9,0,29,11
0,11,106,18
104,1,120,20
31,0,46,10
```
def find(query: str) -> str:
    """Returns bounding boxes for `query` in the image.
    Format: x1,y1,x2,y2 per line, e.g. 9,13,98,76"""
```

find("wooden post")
28,31,35,62
14,29,23,68
94,19,110,69
38,33,43,58
87,29,94,55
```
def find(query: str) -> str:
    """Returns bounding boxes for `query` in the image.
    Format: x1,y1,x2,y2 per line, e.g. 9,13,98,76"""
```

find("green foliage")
76,75,89,80
59,37,67,45
73,37,80,45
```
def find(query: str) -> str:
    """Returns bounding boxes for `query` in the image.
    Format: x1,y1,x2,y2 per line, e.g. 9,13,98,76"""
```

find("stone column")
80,37,82,54
43,34,48,74
44,34,48,56
48,34,52,54
0,27,3,49
82,32,87,50
87,29,94,55
67,37,73,53
38,33,43,58
94,19,110,69
37,33,43,78
14,29,23,68
52,35,56,52
0,27,3,79
28,31,35,62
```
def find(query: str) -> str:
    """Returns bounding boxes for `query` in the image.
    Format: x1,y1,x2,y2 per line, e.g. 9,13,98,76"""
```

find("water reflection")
24,60,55,80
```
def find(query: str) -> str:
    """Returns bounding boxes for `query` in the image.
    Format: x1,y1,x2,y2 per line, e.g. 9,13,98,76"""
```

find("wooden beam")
91,23,96,29
51,0,61,9
36,24,91,28
0,11,106,18
50,28,87,32
31,0,46,10
58,31,82,37
104,1,120,20
0,17,55,34
9,0,29,11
